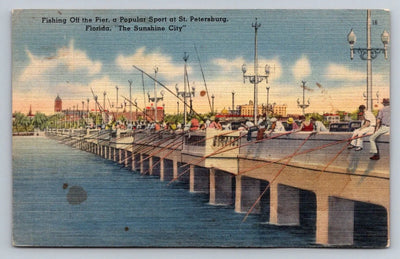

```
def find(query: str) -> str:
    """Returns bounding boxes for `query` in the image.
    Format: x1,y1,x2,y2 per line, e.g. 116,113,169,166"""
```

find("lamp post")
86,98,89,123
128,80,133,123
81,101,84,118
266,86,270,115
176,53,196,124
148,90,164,122
134,99,138,121
81,101,85,127
154,67,159,122
242,18,270,122
231,91,235,115
297,81,310,115
94,95,98,126
211,94,215,114
72,105,75,128
347,9,389,111
115,86,119,118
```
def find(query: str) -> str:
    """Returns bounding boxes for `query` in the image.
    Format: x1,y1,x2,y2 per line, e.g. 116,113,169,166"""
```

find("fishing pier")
46,128,390,247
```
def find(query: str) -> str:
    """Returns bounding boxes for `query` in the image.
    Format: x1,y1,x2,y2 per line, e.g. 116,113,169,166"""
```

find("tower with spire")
54,94,62,112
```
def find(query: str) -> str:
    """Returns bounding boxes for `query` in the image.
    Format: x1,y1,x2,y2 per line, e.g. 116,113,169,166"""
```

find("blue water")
12,137,316,247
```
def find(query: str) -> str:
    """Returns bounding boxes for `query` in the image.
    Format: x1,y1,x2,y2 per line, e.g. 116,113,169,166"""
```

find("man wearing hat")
348,104,376,151
285,117,299,131
369,98,390,160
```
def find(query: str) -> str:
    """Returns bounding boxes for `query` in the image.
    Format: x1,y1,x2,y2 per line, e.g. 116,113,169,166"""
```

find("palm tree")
32,112,48,130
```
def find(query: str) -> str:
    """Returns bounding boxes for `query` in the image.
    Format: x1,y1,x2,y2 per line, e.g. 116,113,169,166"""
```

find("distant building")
54,95,62,112
272,104,287,117
144,106,164,122
324,114,340,124
27,105,34,119
239,101,263,117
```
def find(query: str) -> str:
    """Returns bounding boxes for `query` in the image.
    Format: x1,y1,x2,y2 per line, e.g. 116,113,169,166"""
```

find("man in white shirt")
348,105,376,151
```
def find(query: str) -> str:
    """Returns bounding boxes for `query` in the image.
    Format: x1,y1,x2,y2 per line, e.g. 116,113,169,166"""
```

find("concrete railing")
239,131,390,177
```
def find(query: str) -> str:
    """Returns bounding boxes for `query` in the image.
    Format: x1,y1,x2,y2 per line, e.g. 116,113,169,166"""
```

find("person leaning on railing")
369,98,390,160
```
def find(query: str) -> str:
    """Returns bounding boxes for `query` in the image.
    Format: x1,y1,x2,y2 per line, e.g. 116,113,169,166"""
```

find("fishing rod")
139,132,186,164
133,65,206,122
121,95,158,123
241,132,314,223
194,44,212,113
115,134,162,168
177,129,242,170
135,132,182,164
236,132,373,176
168,131,296,185
168,131,247,185
143,129,240,175
179,131,294,171
141,139,184,176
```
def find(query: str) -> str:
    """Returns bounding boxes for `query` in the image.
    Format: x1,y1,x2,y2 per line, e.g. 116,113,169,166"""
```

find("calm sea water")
12,136,319,247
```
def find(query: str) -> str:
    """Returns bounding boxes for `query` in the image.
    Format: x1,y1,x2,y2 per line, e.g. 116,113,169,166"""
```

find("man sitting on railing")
348,105,375,151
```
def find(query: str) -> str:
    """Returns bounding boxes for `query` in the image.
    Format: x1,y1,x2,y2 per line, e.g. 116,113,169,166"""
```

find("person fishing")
369,98,390,160
348,105,375,151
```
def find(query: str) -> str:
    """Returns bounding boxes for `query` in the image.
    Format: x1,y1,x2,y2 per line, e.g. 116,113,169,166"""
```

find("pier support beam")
131,152,136,171
173,157,178,179
113,148,117,162
140,153,144,173
190,165,209,193
151,157,160,177
235,175,261,214
316,196,354,246
125,150,129,167
209,169,233,205
160,158,165,181
148,156,153,175
270,183,300,226
118,149,123,164
108,146,112,160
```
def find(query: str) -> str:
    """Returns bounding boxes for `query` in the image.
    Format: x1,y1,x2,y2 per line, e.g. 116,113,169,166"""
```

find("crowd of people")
97,99,390,161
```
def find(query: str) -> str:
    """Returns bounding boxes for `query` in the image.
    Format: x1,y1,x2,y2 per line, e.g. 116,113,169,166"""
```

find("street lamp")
297,81,310,115
154,67,159,122
115,86,119,118
241,18,270,122
231,91,235,115
347,10,389,111
148,90,164,122
94,95,98,126
134,98,138,121
176,60,196,124
128,80,133,123
266,86,270,115
86,98,89,123
211,94,215,114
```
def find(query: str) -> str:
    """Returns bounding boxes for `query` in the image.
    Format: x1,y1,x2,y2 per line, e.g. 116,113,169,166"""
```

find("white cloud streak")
19,40,102,82
291,55,311,81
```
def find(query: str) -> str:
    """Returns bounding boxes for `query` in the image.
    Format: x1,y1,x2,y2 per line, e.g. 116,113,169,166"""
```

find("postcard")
12,9,390,247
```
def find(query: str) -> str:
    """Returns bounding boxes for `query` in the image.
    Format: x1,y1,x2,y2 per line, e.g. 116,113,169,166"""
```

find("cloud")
18,40,102,82
292,55,311,81
323,63,365,81
116,47,189,80
212,56,282,83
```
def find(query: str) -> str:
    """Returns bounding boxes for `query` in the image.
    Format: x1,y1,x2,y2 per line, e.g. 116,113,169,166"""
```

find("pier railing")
239,131,390,177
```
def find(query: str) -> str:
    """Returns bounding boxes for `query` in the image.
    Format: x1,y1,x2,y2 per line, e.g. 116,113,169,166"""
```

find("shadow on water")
353,201,388,247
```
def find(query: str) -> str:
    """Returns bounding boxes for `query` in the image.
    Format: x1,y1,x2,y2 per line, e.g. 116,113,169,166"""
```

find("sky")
12,9,391,115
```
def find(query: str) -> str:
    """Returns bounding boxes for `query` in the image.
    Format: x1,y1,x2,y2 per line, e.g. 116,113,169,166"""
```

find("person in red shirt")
298,116,314,131
190,117,199,131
